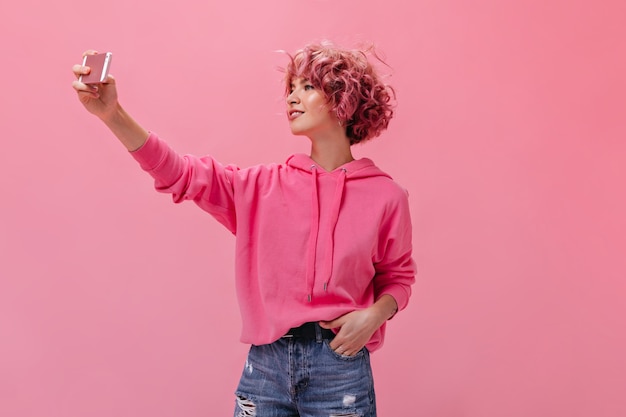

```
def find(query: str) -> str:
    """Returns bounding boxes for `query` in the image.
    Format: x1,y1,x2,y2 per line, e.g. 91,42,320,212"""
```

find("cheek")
311,98,331,114
308,91,328,105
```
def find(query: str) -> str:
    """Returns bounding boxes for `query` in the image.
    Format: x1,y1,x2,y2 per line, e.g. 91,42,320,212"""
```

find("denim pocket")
323,339,367,361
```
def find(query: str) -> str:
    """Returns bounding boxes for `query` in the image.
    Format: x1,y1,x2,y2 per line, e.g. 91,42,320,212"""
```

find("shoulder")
230,160,295,186
235,153,311,178
351,158,410,199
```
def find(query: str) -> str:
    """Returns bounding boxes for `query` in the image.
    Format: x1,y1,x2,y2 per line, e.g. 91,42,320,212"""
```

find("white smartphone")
79,52,113,84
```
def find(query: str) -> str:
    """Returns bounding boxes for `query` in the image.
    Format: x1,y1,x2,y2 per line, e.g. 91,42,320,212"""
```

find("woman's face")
286,78,340,139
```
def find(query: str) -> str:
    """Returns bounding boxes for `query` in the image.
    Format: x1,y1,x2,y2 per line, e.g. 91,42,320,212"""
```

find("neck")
309,134,354,172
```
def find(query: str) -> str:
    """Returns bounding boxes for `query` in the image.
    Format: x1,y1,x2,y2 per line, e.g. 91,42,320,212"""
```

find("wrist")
99,104,149,151
100,102,124,126
370,294,398,324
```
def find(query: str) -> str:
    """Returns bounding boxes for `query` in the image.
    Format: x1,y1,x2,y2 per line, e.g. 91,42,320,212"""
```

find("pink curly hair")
283,41,395,145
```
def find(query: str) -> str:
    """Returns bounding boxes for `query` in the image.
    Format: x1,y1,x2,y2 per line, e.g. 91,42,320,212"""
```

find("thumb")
103,73,115,83
319,317,343,329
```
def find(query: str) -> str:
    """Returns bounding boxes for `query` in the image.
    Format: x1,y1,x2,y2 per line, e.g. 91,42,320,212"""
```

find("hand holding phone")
79,52,113,84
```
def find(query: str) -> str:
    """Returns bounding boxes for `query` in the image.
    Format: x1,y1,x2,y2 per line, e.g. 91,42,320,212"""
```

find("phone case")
79,52,113,84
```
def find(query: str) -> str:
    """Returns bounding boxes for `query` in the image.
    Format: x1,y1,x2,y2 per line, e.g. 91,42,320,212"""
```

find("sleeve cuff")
378,284,411,314
129,132,166,171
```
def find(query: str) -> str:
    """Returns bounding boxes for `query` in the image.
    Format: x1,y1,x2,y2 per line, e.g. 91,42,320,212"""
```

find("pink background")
1,1,625,416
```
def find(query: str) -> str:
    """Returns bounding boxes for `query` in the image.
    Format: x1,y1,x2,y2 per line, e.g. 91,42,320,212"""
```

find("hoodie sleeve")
372,188,417,313
130,132,238,233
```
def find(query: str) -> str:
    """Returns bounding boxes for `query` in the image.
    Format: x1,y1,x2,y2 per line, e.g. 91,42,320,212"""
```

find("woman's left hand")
319,295,397,356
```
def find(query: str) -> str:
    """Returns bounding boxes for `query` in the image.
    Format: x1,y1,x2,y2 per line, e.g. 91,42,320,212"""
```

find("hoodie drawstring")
305,165,320,302
322,168,347,292
305,165,347,301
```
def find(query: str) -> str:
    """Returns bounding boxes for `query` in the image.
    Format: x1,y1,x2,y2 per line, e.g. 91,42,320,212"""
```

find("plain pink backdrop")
1,1,625,416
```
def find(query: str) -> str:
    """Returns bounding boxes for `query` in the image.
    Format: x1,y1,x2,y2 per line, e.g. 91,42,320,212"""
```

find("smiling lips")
288,110,304,120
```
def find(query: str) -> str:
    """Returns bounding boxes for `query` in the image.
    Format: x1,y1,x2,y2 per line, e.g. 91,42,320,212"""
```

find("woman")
72,41,416,417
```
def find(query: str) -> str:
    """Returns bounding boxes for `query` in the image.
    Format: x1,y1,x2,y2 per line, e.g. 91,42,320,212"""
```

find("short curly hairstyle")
283,41,395,145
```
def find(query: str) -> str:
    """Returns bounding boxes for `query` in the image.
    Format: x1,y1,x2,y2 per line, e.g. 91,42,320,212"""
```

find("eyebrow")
289,78,311,88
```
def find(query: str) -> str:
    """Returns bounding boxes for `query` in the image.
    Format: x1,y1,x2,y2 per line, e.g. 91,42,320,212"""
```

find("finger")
319,317,342,329
335,346,355,357
72,80,99,98
336,345,361,357
74,50,99,79
329,335,347,351
72,79,96,92
72,64,90,79
102,73,115,84
82,49,99,58
318,320,333,329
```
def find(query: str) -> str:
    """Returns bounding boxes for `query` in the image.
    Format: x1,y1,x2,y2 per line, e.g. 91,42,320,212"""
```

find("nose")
287,89,300,105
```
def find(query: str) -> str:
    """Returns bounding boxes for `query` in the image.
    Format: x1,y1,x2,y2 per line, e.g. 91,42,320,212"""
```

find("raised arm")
72,50,149,151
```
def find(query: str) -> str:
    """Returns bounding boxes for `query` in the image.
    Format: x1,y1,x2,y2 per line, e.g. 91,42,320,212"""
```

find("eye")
304,84,315,91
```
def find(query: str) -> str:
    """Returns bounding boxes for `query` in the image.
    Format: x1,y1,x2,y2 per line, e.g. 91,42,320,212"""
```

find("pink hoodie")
132,133,416,352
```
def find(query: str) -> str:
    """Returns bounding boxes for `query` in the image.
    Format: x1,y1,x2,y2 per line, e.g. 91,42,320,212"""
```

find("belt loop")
315,322,323,343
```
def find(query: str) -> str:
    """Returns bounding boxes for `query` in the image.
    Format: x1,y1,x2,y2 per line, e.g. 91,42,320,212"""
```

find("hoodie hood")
285,153,392,180
285,154,392,301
